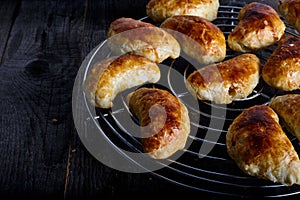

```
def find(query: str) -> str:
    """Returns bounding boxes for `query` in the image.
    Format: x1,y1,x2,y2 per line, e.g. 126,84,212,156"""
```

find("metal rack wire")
81,3,300,198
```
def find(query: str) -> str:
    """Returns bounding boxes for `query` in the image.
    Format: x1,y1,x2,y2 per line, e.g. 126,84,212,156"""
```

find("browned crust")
128,87,190,159
227,105,285,165
106,17,181,63
83,56,117,98
235,2,282,37
83,54,160,108
186,53,261,103
187,54,259,87
107,17,155,38
146,0,214,11
146,0,219,22
228,2,285,52
278,0,300,33
226,105,298,176
161,15,221,44
262,35,300,91
160,15,226,63
269,94,300,140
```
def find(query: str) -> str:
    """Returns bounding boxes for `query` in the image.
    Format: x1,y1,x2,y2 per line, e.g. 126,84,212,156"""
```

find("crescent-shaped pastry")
262,35,300,91
107,17,180,63
146,0,219,23
226,105,300,186
127,87,190,159
84,54,161,108
107,17,156,37
228,2,286,52
186,53,261,104
278,0,300,34
160,15,226,64
269,94,300,142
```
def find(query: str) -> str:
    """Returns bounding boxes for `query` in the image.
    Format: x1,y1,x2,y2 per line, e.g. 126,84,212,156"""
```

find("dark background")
0,0,200,199
0,0,297,200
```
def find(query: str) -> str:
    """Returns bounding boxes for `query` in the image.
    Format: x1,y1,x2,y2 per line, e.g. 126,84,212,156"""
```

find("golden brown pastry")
262,35,300,91
107,17,156,37
160,15,226,64
83,54,161,109
278,0,300,33
269,94,300,142
228,2,286,52
107,17,180,63
226,105,300,186
186,53,261,104
127,87,190,159
146,0,219,23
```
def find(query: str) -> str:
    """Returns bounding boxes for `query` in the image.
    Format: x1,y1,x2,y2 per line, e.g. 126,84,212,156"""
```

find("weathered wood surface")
0,0,190,199
0,0,299,199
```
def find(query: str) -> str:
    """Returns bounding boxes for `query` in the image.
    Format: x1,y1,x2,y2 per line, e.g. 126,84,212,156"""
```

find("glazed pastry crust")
186,53,261,104
228,2,286,52
84,54,160,108
226,105,300,186
278,0,300,33
107,17,180,63
269,94,300,142
146,0,219,22
107,17,156,37
160,15,226,64
262,35,300,91
127,87,190,159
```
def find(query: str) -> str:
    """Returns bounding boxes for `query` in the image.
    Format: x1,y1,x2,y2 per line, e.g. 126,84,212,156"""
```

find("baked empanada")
269,94,300,142
228,2,286,52
278,0,300,33
107,17,180,63
84,54,160,108
146,0,219,23
186,53,261,104
262,35,300,91
127,87,190,159
226,105,300,186
107,17,156,37
160,15,226,64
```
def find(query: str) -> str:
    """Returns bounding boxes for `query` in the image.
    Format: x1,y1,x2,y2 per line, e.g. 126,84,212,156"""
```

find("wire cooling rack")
76,1,300,198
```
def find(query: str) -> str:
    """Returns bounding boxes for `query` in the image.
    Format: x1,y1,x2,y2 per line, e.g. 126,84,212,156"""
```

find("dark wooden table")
0,0,299,200
0,0,200,199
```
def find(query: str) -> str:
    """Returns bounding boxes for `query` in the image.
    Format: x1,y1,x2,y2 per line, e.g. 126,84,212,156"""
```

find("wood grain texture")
1,0,299,200
0,0,84,199
0,1,20,64
64,0,175,199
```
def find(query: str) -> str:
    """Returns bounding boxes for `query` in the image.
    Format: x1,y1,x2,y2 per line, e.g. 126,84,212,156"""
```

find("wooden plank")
0,1,20,64
1,0,298,199
0,0,85,199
